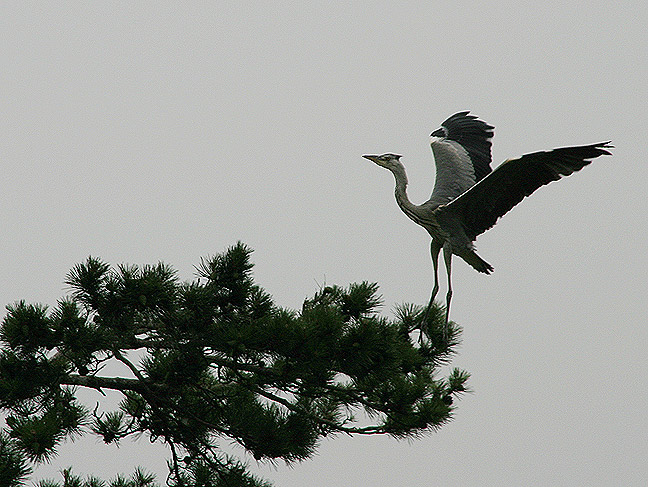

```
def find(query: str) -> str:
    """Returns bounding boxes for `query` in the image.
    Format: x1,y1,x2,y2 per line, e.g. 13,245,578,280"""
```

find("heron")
364,111,612,336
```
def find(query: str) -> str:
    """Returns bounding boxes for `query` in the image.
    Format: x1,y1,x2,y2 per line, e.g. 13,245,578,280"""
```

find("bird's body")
364,111,611,335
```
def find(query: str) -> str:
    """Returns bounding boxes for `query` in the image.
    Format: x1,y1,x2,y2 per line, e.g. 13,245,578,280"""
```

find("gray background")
2,2,647,486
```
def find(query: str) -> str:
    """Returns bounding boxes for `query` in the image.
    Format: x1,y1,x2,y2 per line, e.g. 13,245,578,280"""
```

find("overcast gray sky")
2,2,647,486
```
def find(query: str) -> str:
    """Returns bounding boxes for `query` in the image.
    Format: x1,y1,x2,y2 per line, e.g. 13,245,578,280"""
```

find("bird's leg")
443,244,453,339
429,239,441,307
421,239,442,342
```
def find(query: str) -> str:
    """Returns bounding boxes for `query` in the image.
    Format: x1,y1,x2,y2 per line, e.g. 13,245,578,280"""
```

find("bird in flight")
364,111,611,337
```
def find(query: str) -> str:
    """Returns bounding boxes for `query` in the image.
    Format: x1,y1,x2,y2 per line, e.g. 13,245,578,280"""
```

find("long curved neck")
389,162,421,223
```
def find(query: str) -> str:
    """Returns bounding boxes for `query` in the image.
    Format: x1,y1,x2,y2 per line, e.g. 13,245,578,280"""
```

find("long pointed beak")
363,155,379,162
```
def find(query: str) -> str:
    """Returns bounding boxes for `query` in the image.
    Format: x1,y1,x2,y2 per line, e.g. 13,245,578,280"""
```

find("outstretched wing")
435,142,613,240
428,112,494,206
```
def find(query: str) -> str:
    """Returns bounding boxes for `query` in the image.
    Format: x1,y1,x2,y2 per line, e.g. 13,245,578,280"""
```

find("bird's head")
362,153,403,169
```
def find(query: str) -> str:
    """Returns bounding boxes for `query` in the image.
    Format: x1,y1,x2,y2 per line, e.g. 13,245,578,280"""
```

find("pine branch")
112,349,149,385
250,386,383,435
60,373,160,394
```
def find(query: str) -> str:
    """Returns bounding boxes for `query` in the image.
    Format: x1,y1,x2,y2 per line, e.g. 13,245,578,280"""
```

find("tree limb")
60,374,153,394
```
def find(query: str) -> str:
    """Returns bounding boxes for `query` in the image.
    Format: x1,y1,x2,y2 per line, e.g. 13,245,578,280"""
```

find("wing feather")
439,111,494,181
428,112,495,206
435,142,612,240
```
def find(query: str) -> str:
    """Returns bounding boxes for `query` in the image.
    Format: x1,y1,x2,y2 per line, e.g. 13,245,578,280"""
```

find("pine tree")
0,243,469,487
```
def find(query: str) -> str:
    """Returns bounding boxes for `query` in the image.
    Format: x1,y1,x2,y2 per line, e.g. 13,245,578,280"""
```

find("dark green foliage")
0,351,66,408
5,388,87,463
0,431,32,486
91,411,130,444
1,302,54,354
0,242,469,486
172,458,272,487
35,467,157,487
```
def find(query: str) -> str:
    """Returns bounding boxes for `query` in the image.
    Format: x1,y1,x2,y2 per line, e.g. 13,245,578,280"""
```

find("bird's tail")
461,251,493,274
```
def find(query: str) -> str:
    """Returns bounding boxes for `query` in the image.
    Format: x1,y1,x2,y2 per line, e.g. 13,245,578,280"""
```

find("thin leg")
443,244,453,339
428,239,441,308
421,239,442,341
